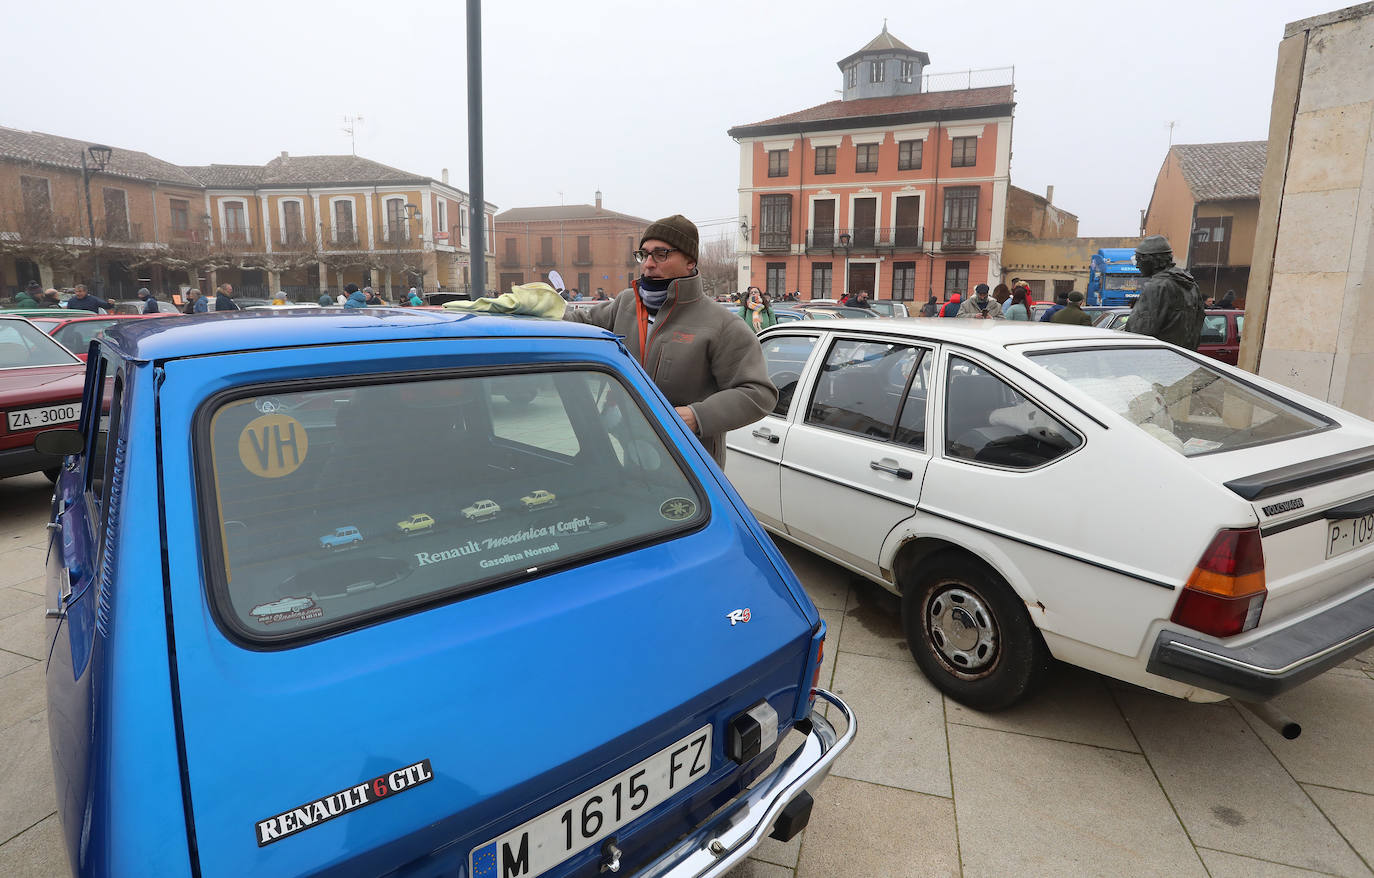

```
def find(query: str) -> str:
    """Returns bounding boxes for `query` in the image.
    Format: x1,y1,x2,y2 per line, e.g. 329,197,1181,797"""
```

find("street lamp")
402,203,423,292
81,144,113,295
838,232,852,301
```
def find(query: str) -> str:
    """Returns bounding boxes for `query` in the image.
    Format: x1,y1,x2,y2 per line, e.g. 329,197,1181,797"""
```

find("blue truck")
1086,247,1143,306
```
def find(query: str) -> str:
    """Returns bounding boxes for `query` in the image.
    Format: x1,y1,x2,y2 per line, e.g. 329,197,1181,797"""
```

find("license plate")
7,403,79,432
1327,514,1374,559
470,725,712,878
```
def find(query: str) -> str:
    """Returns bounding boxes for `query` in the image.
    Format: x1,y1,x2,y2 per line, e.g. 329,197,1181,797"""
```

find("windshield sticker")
256,759,433,847
414,516,603,569
660,498,696,521
250,596,323,625
238,413,309,479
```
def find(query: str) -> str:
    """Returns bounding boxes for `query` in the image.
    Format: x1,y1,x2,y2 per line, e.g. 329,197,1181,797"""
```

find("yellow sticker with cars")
237,413,308,478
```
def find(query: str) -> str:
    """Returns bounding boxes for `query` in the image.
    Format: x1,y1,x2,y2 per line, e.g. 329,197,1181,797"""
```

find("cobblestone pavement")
2,470,1371,877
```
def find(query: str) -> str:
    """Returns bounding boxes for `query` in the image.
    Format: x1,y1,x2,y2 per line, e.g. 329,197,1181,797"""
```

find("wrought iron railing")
805,227,924,252
941,228,976,250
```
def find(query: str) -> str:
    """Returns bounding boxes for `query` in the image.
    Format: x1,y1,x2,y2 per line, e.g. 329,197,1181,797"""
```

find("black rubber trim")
1224,446,1374,501
915,503,1177,591
780,460,918,509
1146,584,1374,700
1327,495,1374,519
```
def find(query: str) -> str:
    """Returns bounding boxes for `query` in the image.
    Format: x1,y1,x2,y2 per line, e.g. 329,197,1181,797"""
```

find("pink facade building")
729,29,1014,303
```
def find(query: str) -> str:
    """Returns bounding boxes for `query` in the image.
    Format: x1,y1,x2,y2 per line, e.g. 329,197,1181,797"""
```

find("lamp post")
838,232,852,301
80,144,113,295
402,202,423,293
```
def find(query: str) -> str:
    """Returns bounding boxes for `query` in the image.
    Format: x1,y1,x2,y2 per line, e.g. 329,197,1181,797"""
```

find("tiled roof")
1172,141,1267,202
0,126,204,187
182,164,265,187
729,85,1014,136
837,28,930,68
495,205,652,225
259,154,424,186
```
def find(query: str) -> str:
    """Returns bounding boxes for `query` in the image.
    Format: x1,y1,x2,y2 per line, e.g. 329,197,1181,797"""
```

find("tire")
901,557,1048,711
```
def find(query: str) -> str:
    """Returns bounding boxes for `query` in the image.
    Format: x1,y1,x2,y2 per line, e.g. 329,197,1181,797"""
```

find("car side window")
944,356,1080,468
1200,315,1226,343
760,335,818,417
807,339,923,442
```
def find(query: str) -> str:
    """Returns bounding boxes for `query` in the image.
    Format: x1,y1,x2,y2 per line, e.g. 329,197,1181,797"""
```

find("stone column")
318,262,329,295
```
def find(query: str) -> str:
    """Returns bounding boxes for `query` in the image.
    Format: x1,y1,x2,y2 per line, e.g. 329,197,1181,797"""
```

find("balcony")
101,219,143,243
536,252,556,267
805,227,924,253
573,252,593,266
279,228,309,248
385,223,412,245
331,226,359,247
222,229,251,247
941,228,976,251
170,228,207,244
758,230,792,252
499,255,522,268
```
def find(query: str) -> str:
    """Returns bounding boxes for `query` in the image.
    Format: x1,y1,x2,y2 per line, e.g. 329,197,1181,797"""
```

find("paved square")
2,471,1370,876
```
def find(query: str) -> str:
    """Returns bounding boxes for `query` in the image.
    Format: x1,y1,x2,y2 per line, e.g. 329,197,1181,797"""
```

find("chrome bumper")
638,689,855,878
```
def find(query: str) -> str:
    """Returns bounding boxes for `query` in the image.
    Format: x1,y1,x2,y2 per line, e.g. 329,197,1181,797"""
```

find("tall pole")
81,153,102,296
466,0,487,297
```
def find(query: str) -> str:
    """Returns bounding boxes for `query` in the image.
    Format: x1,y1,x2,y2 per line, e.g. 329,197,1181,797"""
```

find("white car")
462,499,501,520
727,319,1374,712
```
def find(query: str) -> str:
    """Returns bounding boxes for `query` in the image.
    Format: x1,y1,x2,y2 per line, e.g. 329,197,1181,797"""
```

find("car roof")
97,307,621,361
760,316,1149,353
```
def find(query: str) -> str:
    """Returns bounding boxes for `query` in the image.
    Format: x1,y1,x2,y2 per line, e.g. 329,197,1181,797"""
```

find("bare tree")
696,235,736,300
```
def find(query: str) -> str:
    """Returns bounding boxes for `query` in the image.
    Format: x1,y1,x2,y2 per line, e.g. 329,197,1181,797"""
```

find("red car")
0,315,87,479
27,313,168,361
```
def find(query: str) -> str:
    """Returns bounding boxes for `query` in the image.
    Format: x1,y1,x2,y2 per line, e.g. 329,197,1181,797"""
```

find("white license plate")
7,403,79,432
470,725,712,878
1327,514,1374,559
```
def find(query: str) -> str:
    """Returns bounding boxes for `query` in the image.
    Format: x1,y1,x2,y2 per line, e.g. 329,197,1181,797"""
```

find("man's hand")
675,405,699,434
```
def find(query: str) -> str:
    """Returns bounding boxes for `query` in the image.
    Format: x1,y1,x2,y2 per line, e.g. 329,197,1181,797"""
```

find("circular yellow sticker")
238,413,309,478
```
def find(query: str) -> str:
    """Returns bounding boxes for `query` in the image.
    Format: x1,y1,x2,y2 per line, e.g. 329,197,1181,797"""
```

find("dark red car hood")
0,364,86,408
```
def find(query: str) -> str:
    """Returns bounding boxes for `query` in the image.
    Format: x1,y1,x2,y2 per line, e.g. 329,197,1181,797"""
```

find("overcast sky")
6,0,1340,239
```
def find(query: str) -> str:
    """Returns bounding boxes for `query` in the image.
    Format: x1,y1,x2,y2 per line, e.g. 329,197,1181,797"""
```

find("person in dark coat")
214,283,240,311
1125,235,1205,349
65,284,111,313
920,294,938,317
318,292,334,307
137,287,160,314
1050,291,1094,325
14,281,41,308
1217,289,1236,309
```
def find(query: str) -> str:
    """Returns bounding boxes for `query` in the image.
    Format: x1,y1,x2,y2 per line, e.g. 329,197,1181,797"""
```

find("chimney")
442,168,449,184
595,190,603,209
280,151,288,160
1045,185,1054,204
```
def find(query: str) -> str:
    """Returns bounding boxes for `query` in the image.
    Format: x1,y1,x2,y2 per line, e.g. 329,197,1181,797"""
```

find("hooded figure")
408,288,423,306
940,293,962,317
1126,235,1205,349
738,288,776,333
343,288,368,309
919,294,938,317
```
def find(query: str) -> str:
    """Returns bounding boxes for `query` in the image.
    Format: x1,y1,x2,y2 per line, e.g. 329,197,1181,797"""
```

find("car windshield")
1029,347,1331,456
0,319,82,368
204,369,706,642
52,319,122,353
1103,276,1138,290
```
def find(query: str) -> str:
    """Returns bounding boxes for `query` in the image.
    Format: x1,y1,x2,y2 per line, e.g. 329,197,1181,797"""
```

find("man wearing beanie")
564,213,776,467
957,283,1003,319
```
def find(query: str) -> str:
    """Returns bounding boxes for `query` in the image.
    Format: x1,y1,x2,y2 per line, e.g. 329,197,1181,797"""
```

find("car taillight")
1170,527,1266,637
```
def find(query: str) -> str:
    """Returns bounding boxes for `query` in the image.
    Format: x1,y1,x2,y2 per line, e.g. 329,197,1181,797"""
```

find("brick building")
0,126,496,301
493,193,651,297
1143,141,1266,302
728,28,1014,303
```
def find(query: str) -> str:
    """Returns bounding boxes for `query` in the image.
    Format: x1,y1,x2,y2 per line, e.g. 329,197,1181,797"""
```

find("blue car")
41,309,853,878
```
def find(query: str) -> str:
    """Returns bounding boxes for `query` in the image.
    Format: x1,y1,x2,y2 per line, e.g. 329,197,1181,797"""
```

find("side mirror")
35,428,84,456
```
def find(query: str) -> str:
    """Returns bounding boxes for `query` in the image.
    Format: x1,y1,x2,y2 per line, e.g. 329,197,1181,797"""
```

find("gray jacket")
564,273,776,467
1127,266,1205,350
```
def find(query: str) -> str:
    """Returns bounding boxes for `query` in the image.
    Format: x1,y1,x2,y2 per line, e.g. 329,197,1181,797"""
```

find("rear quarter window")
201,369,707,645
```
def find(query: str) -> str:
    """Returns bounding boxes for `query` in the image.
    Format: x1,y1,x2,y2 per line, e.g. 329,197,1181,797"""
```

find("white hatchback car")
727,319,1374,713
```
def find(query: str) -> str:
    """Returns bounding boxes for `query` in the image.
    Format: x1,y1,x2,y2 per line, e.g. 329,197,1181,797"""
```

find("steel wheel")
925,585,999,677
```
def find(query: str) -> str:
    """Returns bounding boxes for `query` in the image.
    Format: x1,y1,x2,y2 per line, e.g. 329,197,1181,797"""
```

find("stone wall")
1243,2,1374,419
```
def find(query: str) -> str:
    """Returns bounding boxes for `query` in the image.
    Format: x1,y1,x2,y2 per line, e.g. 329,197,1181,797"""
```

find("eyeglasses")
633,247,680,264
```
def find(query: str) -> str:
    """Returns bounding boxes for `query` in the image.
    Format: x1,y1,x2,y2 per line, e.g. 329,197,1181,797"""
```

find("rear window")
0,320,81,368
53,319,120,352
1029,347,1332,456
202,369,707,644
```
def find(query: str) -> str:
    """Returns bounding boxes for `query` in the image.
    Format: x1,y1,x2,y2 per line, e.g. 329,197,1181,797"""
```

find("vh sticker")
727,608,752,626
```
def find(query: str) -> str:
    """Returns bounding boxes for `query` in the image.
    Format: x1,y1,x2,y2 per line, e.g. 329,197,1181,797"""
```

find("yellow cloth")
440,283,567,319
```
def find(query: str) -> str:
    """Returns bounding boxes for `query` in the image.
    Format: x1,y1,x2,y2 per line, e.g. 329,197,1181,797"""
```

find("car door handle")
870,461,913,480
752,429,780,444
46,567,72,620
